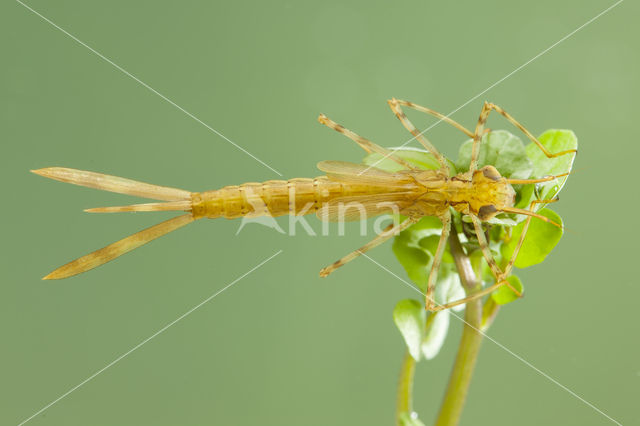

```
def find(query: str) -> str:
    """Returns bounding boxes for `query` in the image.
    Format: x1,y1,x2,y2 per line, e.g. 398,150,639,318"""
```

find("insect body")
33,99,574,311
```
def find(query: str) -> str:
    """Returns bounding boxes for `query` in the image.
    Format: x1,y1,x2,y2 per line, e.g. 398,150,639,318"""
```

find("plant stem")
396,350,417,424
434,223,485,426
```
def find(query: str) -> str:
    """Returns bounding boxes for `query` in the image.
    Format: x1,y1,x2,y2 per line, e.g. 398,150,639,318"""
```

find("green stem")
434,224,486,426
396,350,417,424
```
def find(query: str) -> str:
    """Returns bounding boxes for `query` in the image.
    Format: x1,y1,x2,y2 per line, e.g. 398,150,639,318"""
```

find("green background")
1,1,637,425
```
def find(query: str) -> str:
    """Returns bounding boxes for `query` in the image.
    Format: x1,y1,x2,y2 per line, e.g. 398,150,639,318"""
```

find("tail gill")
31,167,197,279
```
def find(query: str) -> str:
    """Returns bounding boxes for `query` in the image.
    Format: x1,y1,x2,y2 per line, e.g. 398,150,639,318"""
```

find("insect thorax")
412,166,516,220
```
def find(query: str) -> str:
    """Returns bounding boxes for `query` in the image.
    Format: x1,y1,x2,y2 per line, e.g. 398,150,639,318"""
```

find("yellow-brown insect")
33,99,575,311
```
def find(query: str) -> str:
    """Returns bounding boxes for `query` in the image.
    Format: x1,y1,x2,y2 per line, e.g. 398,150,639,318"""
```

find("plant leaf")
514,182,536,210
422,310,450,360
456,130,533,179
392,216,445,292
437,270,465,312
392,235,432,293
491,275,524,305
393,299,426,361
420,272,464,359
501,208,563,268
418,235,454,264
525,129,578,201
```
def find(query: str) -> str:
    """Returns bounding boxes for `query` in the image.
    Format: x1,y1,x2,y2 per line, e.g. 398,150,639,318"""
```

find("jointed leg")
471,101,577,173
427,196,562,311
431,279,507,312
426,209,551,311
318,114,416,170
427,214,518,308
485,103,577,158
470,214,504,279
319,217,418,277
425,215,513,312
470,214,523,295
387,98,449,171
470,102,493,173
425,212,452,311
507,172,570,185
503,198,559,277
391,99,474,138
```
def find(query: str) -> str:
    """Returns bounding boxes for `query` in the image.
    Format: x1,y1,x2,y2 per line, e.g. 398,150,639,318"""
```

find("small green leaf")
398,411,427,426
491,275,524,305
420,272,464,359
418,235,453,263
393,299,426,361
363,147,456,173
392,236,432,292
526,130,577,201
392,216,447,292
422,310,449,360
456,130,533,179
436,270,465,312
514,182,536,210
501,208,563,268
406,215,446,236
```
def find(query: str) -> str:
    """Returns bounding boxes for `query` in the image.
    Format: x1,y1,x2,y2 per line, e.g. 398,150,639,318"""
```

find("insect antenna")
499,207,563,229
507,171,571,184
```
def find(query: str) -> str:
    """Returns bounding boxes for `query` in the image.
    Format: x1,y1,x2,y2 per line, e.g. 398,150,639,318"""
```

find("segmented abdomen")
192,177,392,219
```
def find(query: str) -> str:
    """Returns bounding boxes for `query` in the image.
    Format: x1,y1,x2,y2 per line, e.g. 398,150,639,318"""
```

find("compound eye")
482,165,501,181
478,204,498,220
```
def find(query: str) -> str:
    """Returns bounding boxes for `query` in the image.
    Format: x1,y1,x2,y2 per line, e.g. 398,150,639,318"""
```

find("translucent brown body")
190,166,515,222
30,164,518,282
190,176,409,219
33,99,573,315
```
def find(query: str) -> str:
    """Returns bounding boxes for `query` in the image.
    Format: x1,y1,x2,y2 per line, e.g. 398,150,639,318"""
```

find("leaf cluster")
363,130,577,362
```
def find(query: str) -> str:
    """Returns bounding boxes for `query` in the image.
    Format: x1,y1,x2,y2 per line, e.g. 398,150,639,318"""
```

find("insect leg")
426,215,517,311
387,98,450,171
470,102,493,173
483,102,578,159
425,212,452,311
470,213,523,296
430,279,507,312
502,198,559,277
470,214,504,279
319,217,418,277
318,114,415,170
390,99,474,138
507,172,570,185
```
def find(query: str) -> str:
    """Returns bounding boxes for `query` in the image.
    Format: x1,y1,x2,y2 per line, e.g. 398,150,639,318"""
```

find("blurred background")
1,1,637,425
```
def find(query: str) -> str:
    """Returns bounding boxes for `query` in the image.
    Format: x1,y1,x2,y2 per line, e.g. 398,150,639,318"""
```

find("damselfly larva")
33,100,575,311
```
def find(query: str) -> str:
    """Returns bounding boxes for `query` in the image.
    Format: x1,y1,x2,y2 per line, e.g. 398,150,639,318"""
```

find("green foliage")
393,300,425,360
526,129,577,201
456,130,533,179
393,296,461,362
422,310,450,360
501,208,564,269
385,128,576,426
386,129,576,365
392,216,446,293
392,218,465,360
491,275,524,305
